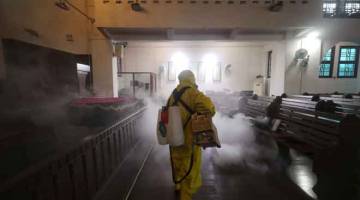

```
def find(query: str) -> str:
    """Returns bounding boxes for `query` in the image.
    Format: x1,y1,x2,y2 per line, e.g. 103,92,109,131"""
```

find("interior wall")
123,41,266,97
95,1,321,29
321,20,360,44
285,37,360,95
264,42,286,96
330,42,360,94
0,0,89,54
91,1,360,98
1,39,79,105
94,1,360,42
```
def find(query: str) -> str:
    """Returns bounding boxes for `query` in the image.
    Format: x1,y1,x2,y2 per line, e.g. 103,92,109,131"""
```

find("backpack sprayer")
191,113,221,148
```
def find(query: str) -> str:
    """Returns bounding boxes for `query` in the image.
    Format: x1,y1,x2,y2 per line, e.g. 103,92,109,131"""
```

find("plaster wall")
264,42,286,96
0,0,89,54
94,0,321,29
2,0,360,97
285,38,360,94
91,39,115,96
123,41,266,97
93,0,360,42
91,0,360,97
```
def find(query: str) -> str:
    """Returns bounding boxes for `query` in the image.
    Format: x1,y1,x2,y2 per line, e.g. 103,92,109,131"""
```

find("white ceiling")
99,27,288,41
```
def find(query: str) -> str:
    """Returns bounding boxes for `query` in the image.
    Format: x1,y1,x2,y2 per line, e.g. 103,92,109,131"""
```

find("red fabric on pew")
70,96,136,106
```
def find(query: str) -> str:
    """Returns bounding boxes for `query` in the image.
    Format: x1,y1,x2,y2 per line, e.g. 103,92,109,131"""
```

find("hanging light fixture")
131,0,143,12
54,0,95,23
268,0,283,12
55,0,70,10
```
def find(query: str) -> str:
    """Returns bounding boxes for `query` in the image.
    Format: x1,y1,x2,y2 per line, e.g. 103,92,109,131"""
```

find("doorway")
265,51,272,96
76,63,91,96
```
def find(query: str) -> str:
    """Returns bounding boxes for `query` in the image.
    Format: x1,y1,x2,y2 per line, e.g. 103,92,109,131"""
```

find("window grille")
323,0,360,18
323,2,337,17
337,46,359,78
319,47,335,78
344,1,360,16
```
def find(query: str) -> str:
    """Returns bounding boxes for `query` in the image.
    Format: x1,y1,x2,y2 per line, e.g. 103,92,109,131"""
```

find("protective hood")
178,70,196,85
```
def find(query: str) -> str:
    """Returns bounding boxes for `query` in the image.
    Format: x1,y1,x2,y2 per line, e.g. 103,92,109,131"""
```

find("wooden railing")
0,107,146,200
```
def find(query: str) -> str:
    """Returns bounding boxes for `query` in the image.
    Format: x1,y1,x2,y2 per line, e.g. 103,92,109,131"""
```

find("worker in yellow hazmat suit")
167,70,215,200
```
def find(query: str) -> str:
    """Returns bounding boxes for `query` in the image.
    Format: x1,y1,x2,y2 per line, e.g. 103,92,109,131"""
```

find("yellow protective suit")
167,70,215,200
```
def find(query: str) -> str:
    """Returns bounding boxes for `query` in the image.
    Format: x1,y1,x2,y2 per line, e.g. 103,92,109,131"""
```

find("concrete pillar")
265,42,286,96
88,0,118,97
91,39,114,97
112,56,118,97
284,32,302,95
112,43,128,97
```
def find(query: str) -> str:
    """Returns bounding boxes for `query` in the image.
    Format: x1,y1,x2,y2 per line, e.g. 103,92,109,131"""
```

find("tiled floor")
288,150,318,199
125,145,315,200
99,114,317,200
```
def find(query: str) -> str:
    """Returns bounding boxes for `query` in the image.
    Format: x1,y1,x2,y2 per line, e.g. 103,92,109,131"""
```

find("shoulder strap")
171,87,190,105
166,87,188,108
168,86,195,128
172,87,195,114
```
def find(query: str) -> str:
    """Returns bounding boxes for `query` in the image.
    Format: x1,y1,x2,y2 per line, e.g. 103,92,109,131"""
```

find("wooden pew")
240,97,360,153
290,94,360,103
270,98,359,153
281,98,317,111
239,96,275,118
284,97,360,116
330,94,360,99
274,100,360,199
334,101,360,116
246,95,360,199
245,96,360,154
275,103,343,153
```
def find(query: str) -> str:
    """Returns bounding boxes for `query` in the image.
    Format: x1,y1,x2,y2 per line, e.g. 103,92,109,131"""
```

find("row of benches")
291,94,360,104
239,95,360,154
239,94,360,199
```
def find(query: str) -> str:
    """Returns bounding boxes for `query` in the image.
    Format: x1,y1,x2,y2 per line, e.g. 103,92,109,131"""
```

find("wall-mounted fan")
293,48,310,67
224,64,232,77
292,49,310,94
